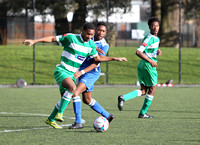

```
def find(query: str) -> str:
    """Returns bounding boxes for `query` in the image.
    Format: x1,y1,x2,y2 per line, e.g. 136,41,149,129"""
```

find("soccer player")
118,17,162,118
55,22,115,128
23,23,127,129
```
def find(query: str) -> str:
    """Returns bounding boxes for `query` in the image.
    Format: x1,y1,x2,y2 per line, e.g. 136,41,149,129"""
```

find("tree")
71,0,132,32
151,0,185,47
0,0,132,43
185,0,200,47
71,0,88,33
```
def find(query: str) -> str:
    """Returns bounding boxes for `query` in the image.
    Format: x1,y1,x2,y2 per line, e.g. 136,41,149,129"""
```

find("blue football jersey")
80,37,109,73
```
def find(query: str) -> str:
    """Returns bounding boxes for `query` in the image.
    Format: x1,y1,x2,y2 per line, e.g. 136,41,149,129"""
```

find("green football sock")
48,106,58,122
123,90,142,102
58,91,72,114
140,94,154,115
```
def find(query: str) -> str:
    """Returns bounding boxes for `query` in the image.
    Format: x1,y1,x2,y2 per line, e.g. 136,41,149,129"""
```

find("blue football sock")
73,96,82,123
89,99,110,119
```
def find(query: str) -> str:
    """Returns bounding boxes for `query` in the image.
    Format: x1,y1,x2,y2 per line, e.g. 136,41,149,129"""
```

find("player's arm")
96,46,105,55
74,61,99,79
23,36,57,46
93,55,127,62
136,50,157,67
157,49,162,56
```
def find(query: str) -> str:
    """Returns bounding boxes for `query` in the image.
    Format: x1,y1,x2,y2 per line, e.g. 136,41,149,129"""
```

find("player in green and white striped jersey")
118,17,162,118
24,23,127,129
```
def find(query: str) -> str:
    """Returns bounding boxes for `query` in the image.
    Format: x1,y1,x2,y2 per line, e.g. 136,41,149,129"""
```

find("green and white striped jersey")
137,33,160,62
56,33,98,73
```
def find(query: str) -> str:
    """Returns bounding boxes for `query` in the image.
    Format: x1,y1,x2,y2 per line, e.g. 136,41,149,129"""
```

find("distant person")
24,22,127,129
118,17,162,118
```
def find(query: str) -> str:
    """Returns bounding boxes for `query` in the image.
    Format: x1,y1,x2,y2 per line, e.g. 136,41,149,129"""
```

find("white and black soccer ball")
93,116,109,132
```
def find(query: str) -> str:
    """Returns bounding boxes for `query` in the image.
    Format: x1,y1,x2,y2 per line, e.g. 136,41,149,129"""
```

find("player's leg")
138,60,157,118
54,77,76,122
48,77,75,122
118,60,146,111
53,93,64,122
69,82,87,129
139,86,155,118
118,84,146,111
82,91,114,123
46,95,63,128
45,67,76,128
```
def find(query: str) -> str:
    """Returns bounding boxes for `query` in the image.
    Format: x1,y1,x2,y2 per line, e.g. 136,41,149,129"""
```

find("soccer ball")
93,116,109,132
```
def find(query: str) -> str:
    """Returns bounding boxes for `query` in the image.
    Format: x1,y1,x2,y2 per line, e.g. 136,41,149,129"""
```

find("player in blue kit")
55,22,115,128
77,22,115,122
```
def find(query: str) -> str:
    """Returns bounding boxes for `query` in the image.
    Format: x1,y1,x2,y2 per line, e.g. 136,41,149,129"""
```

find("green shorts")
54,65,76,94
137,60,157,87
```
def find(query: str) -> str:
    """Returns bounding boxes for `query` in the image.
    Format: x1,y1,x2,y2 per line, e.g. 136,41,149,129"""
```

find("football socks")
140,94,154,115
73,96,82,123
123,90,142,102
89,99,110,119
58,91,72,114
48,106,58,122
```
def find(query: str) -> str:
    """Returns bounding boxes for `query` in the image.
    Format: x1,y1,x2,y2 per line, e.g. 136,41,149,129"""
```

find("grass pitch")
0,86,199,145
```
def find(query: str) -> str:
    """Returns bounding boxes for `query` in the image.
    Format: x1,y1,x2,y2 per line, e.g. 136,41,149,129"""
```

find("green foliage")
0,87,199,145
0,45,200,85
185,0,200,19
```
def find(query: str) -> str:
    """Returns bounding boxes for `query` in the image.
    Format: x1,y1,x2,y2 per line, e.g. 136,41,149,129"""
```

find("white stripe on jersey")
60,61,79,73
56,35,62,46
147,41,159,49
143,34,152,44
145,52,157,58
69,43,92,54
62,50,84,64
137,45,145,52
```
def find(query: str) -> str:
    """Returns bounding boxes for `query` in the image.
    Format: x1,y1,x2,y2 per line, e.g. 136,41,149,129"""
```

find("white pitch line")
0,112,86,133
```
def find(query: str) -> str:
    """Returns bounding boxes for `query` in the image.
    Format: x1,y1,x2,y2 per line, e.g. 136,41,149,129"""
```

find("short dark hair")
83,23,96,30
96,22,107,29
148,17,160,27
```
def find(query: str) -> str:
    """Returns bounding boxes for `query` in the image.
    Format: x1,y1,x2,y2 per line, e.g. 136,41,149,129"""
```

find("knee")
83,99,88,105
69,86,76,94
141,90,147,96
83,97,91,105
148,87,156,96
73,90,79,97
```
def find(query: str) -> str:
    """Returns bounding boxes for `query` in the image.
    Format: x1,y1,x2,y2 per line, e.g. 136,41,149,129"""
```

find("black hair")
148,17,160,27
96,22,107,29
83,23,96,30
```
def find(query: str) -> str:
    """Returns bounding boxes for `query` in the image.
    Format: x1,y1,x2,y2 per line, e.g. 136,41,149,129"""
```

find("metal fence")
0,0,199,85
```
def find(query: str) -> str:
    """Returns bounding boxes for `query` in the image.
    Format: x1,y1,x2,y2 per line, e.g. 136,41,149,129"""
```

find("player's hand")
150,60,157,67
114,57,128,62
74,71,82,79
157,49,162,56
96,47,105,55
23,39,35,46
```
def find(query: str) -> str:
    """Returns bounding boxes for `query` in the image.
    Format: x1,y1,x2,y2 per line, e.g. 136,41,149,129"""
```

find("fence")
0,0,200,85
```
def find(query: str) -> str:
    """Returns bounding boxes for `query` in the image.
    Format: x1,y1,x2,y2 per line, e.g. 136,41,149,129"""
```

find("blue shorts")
79,71,100,92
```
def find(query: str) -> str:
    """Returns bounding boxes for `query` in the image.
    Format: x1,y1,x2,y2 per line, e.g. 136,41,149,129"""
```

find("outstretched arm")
74,55,127,78
23,36,57,46
93,55,127,62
